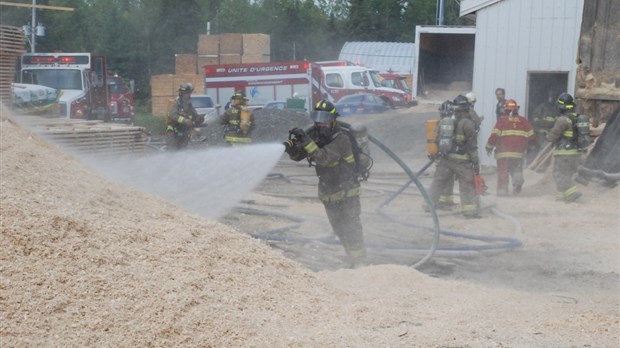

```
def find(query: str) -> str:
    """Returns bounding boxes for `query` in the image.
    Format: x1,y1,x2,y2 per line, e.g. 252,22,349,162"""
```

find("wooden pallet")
18,116,149,156
0,25,26,105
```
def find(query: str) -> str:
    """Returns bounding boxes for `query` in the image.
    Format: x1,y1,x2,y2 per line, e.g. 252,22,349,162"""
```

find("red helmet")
504,99,519,113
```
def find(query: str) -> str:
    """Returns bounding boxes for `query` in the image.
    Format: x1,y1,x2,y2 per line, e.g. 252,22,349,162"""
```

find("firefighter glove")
472,161,480,175
485,146,494,157
290,128,307,143
183,118,194,128
283,140,295,154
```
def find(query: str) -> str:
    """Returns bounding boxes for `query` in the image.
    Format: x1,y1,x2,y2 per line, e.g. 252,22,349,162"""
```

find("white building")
338,41,416,76
460,0,584,165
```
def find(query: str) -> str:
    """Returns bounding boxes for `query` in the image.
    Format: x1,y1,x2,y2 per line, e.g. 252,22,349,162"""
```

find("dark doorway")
417,32,475,96
526,72,568,121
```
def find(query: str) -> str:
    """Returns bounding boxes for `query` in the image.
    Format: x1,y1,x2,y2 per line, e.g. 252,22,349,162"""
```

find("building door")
526,72,568,122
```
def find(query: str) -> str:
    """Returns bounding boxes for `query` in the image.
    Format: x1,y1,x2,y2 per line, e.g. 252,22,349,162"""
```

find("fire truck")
203,60,414,111
17,52,134,121
107,75,135,122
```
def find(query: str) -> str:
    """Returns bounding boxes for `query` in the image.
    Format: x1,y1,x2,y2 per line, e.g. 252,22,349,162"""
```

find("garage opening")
414,26,476,100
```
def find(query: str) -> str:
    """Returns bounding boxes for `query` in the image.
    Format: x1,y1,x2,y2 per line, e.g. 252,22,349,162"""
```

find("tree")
1,0,461,104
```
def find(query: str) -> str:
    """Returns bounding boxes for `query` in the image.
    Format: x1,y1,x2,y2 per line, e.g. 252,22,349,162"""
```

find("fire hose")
244,122,522,269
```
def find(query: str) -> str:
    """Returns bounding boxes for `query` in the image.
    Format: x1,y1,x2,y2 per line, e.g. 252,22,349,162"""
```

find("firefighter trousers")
323,196,366,261
496,157,524,195
435,160,455,208
430,158,479,217
165,130,190,150
553,154,582,201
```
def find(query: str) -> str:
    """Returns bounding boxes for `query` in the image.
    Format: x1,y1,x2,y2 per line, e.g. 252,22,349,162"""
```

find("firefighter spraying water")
282,100,372,267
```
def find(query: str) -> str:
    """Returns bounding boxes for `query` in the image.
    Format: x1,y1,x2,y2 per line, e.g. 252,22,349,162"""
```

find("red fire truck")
107,75,135,123
203,60,414,111
17,52,134,122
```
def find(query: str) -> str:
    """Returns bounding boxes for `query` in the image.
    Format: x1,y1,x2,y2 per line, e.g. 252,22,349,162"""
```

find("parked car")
263,101,287,110
190,94,220,124
334,93,391,116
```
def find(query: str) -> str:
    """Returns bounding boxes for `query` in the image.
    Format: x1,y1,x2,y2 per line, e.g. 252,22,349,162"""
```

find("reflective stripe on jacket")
486,115,536,159
547,114,580,156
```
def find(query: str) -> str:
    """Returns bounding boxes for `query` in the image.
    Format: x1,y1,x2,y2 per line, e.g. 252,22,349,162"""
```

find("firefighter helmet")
504,99,519,112
465,92,477,104
557,92,574,110
178,83,193,94
453,94,470,112
314,99,337,114
439,100,453,118
231,91,248,100
311,99,338,124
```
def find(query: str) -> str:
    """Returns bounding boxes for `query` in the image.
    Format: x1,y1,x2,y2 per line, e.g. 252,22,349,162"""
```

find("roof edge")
460,0,503,16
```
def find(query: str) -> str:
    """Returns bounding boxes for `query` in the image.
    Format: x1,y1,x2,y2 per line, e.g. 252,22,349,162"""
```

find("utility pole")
436,0,445,25
31,0,36,52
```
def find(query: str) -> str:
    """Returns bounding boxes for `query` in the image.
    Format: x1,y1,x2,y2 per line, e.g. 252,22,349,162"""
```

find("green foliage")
2,0,472,103
134,110,166,135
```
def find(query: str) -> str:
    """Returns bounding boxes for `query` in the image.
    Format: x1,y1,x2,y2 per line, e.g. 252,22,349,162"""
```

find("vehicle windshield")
21,69,83,90
368,71,383,88
108,80,128,94
191,97,214,108
399,79,410,91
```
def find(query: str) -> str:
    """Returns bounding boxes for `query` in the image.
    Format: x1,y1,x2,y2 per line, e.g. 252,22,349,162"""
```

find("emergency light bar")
22,54,90,66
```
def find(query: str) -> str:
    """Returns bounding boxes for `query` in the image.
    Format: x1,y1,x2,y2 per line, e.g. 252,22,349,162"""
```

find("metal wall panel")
469,0,584,165
338,42,416,75
460,0,503,16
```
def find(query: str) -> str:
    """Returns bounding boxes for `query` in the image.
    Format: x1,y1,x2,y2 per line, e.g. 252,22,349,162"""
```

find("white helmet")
465,92,477,104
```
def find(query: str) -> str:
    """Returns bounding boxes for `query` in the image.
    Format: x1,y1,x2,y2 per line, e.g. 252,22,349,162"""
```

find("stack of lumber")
0,25,26,105
18,116,149,156
196,33,270,68
150,74,205,116
153,33,271,116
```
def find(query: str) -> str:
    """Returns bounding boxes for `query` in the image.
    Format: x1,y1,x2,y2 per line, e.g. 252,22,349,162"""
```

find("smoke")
83,144,285,220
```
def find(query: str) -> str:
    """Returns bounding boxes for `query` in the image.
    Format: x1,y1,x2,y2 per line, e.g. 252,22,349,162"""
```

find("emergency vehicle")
17,52,133,121
204,61,311,110
379,73,416,106
315,65,411,108
107,75,135,122
203,60,414,111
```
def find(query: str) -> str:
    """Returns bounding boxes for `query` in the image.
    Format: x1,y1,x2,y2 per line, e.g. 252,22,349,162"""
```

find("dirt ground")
1,103,618,347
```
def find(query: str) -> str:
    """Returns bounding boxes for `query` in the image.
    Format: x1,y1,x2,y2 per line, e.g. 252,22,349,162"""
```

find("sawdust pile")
1,109,618,347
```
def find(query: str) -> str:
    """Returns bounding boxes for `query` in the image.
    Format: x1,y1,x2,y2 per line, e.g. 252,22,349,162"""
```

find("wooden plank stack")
0,25,26,106
196,33,271,69
151,74,204,116
175,54,198,75
17,116,149,156
152,33,271,116
241,33,271,63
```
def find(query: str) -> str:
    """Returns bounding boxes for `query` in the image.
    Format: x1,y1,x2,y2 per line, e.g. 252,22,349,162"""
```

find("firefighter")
465,91,484,131
165,83,202,151
282,100,367,267
495,87,507,120
546,92,589,202
429,95,481,218
435,100,456,210
219,91,255,146
532,90,559,150
485,99,536,196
